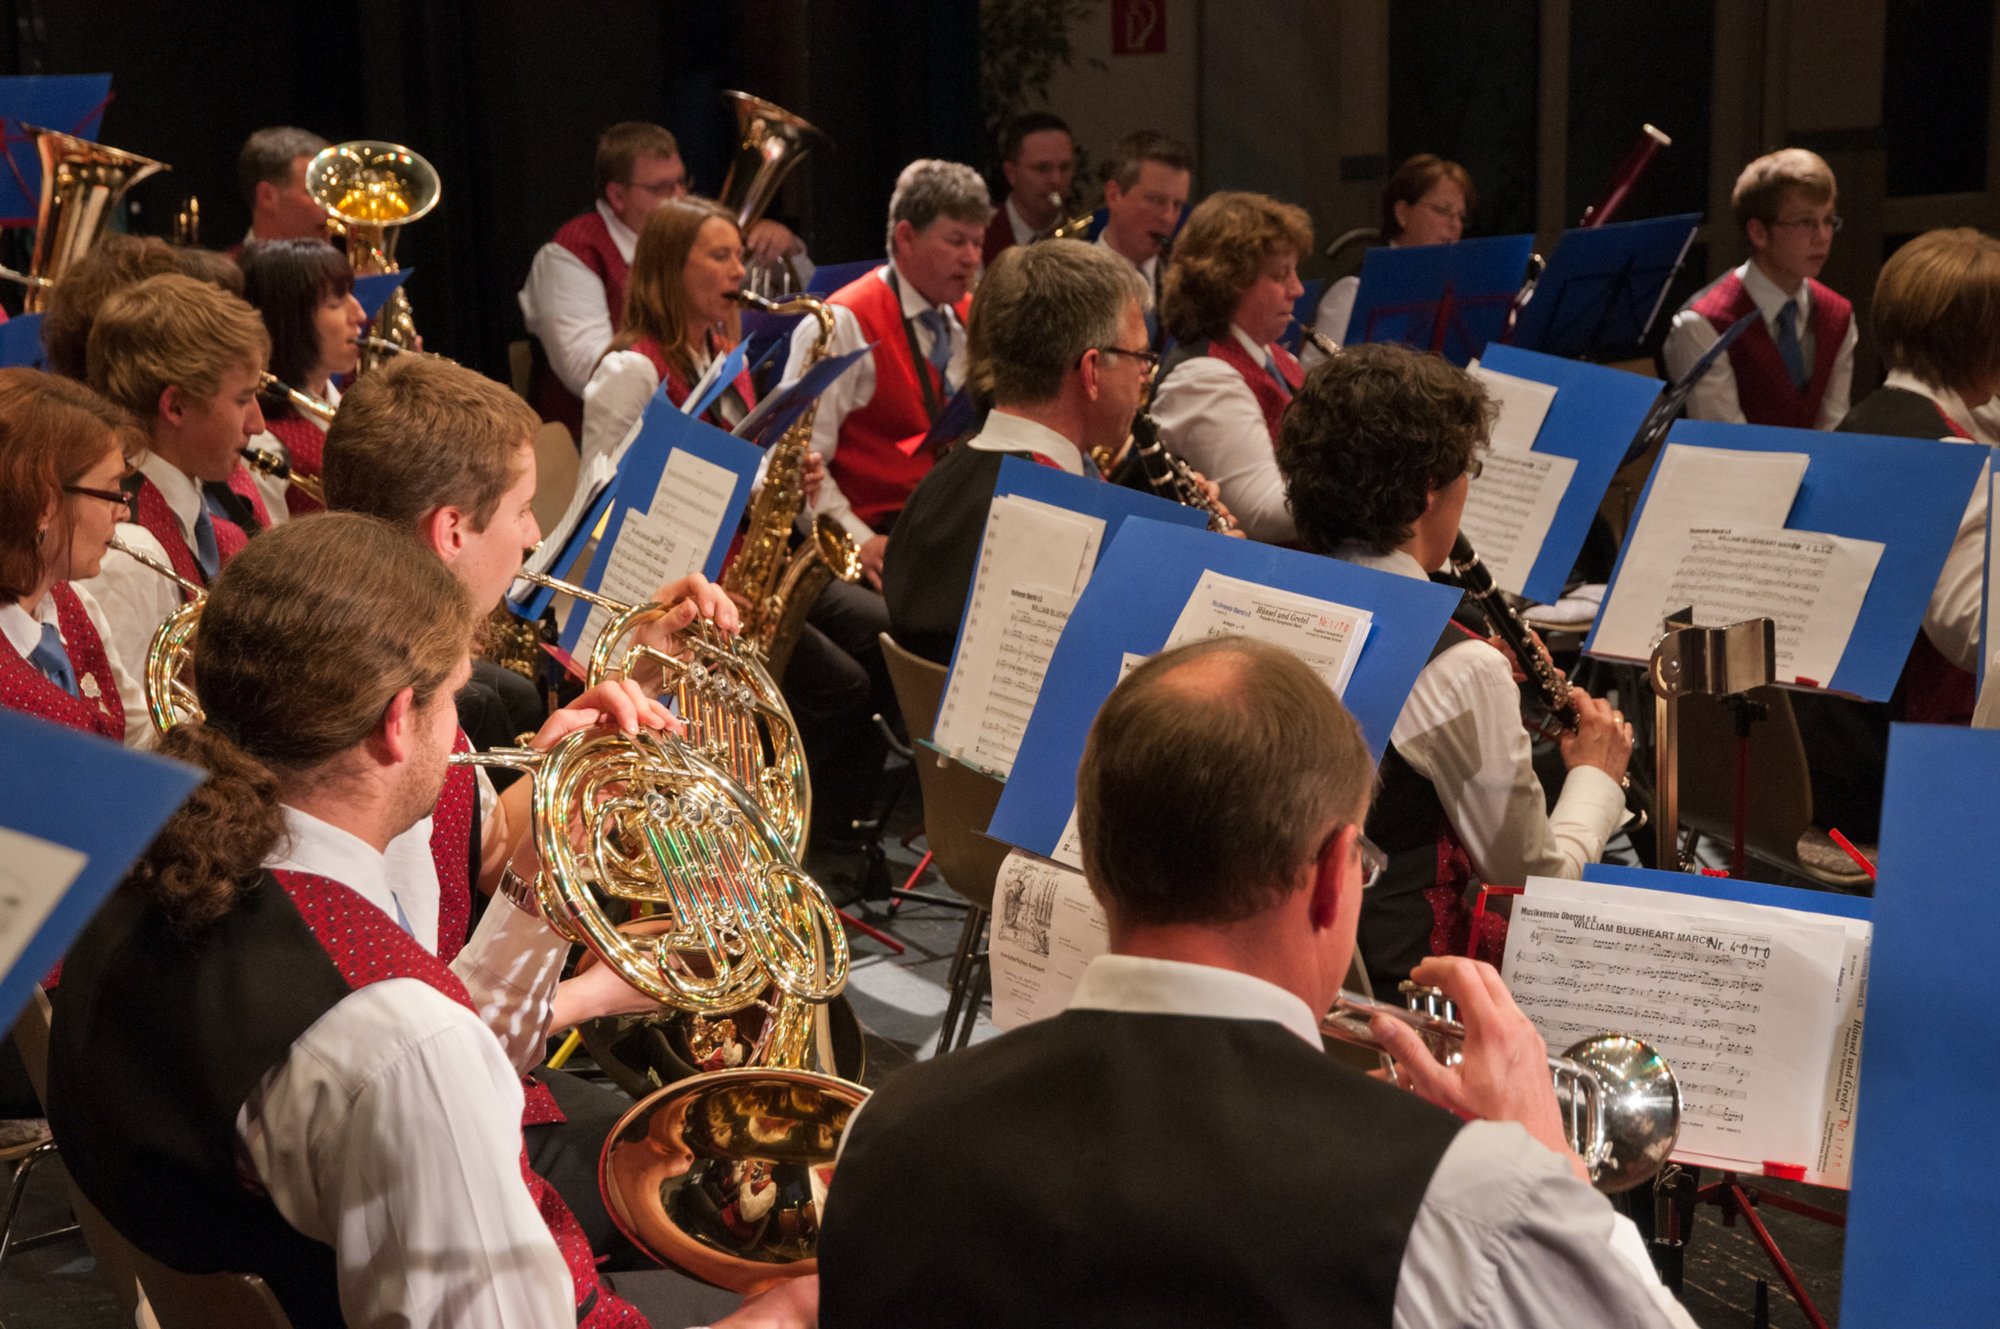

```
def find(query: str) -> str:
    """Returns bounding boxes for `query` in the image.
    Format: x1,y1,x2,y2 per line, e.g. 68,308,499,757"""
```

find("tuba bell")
306,140,438,371
718,92,827,297
1,126,169,309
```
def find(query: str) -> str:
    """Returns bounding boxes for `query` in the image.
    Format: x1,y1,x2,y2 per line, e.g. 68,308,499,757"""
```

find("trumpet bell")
1562,1033,1683,1194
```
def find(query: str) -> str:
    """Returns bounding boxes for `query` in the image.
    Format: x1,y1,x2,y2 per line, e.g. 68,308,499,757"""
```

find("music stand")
1345,234,1536,367
1510,214,1701,361
1619,310,1757,467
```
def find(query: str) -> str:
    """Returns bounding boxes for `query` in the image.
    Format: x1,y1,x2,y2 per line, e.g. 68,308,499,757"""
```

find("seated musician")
1303,153,1474,368
0,370,141,743
1277,344,1631,995
1664,148,1855,429
235,125,332,250
982,111,1076,264
884,239,1151,663
1150,191,1309,543
46,513,814,1329
819,636,1692,1328
41,235,240,380
85,274,273,737
239,237,368,517
1094,130,1193,333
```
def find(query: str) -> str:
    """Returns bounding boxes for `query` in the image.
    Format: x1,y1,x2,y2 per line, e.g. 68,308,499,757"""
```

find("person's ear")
1745,217,1770,254
253,179,277,215
891,218,917,258
157,384,186,426
416,505,461,565
1306,824,1357,932
377,685,417,764
1079,347,1103,399
1391,199,1413,236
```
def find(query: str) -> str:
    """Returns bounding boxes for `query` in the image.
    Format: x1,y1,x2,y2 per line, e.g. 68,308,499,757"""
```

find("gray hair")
885,158,991,255
970,240,1147,404
237,126,329,208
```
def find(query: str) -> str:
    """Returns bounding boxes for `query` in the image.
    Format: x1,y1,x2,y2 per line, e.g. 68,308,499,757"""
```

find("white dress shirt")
1067,953,1697,1329
1345,545,1625,883
89,453,204,743
1095,231,1160,311
1151,322,1298,544
965,409,1087,476
1663,261,1857,429
1002,196,1038,248
1303,272,1360,371
783,261,968,542
240,805,576,1328
0,584,140,738
245,380,341,525
518,200,639,399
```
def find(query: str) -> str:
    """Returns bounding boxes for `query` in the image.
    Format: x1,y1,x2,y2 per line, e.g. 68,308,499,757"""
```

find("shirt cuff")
1554,764,1628,836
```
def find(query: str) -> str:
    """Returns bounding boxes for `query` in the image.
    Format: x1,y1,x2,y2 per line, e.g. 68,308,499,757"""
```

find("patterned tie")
192,504,221,580
1775,301,1809,391
918,307,955,393
28,623,77,697
1265,351,1294,400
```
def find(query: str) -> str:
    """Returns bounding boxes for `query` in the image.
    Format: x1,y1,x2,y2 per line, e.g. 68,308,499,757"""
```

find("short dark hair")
1381,154,1476,241
1077,637,1373,928
239,239,354,397
1160,191,1313,345
237,127,328,208
1278,343,1491,556
1101,130,1193,192
595,121,681,196
1000,111,1071,164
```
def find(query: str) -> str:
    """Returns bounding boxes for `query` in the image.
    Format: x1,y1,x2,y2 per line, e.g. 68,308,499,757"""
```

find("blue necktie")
389,892,414,937
1265,352,1293,399
918,308,954,393
192,504,221,580
28,623,77,697
1775,302,1809,391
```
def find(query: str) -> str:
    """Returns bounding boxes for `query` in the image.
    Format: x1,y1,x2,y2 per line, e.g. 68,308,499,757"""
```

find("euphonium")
307,140,438,371
107,538,203,734
1321,982,1681,1193
0,126,169,309
718,92,827,298
722,290,864,679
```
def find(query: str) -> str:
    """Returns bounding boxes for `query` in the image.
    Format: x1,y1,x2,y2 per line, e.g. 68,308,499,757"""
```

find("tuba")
1,127,169,309
722,290,865,679
306,140,438,372
718,92,826,298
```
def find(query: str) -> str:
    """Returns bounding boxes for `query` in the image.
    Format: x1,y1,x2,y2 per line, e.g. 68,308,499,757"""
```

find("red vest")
1689,272,1852,429
430,731,478,967
223,462,272,530
535,210,634,437
982,207,1017,267
267,414,328,517
1201,335,1303,445
632,332,757,428
270,869,642,1327
130,475,248,587
0,584,124,741
828,267,970,531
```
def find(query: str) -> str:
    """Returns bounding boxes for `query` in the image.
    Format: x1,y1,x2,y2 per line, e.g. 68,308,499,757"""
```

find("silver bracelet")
498,865,538,915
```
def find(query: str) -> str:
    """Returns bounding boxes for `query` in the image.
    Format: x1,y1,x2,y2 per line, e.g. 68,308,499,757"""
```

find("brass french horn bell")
307,140,438,369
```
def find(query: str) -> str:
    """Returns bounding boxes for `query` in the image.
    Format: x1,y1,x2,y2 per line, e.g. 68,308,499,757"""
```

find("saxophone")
722,290,864,678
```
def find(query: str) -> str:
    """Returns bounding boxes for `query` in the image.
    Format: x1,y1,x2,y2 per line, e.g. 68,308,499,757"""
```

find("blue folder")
0,75,113,225
988,517,1461,860
0,313,44,369
1473,344,1662,603
0,709,200,1030
1842,723,2000,1326
353,270,410,321
1345,233,1538,367
1584,420,1988,700
1510,214,1701,360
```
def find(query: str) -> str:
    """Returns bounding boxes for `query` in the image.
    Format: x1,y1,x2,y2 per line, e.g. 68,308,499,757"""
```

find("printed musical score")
1658,526,1882,683
1163,570,1371,694
1467,365,1557,454
1458,449,1578,595
578,446,739,654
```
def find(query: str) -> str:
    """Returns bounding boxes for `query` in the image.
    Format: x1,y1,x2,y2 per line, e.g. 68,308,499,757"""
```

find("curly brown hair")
1160,191,1313,345
1277,343,1491,556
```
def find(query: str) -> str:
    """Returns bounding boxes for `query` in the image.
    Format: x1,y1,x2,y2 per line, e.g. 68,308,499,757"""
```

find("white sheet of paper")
1164,570,1373,694
1591,444,1810,662
0,827,86,982
1468,366,1558,454
932,496,1105,776
987,850,1108,1030
576,447,739,654
1051,653,1149,869
1503,877,1862,1179
1458,450,1579,595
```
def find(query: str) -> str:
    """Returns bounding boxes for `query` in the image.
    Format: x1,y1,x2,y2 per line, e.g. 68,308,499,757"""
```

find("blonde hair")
1161,192,1313,345
611,196,742,388
1873,228,2000,397
1732,148,1836,230
84,273,269,422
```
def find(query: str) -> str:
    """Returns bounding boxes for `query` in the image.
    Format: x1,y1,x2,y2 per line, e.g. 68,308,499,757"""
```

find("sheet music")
1591,443,1809,662
1051,653,1150,869
932,496,1104,777
1503,877,1863,1180
1655,525,1883,686
0,827,85,981
1458,449,1579,595
576,447,740,654
1164,570,1372,694
1468,365,1558,453
987,850,1108,1030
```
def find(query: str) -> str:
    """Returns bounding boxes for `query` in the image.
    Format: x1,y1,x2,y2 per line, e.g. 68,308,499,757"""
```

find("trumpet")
1321,983,1681,1193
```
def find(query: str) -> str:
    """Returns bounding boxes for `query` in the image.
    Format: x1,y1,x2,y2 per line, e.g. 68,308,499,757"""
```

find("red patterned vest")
266,413,328,517
827,267,971,531
128,474,248,587
270,871,636,1324
1191,335,1302,445
536,210,634,436
430,731,478,966
0,585,124,741
1689,271,1852,429
632,332,757,428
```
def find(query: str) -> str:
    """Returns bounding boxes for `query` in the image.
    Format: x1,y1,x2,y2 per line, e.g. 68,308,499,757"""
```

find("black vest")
48,876,360,1329
1835,385,1955,441
883,444,1014,664
819,1007,1463,1329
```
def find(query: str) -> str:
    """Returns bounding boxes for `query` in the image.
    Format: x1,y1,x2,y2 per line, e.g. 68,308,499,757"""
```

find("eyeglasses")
63,483,127,508
1769,214,1843,235
1315,823,1388,889
1419,200,1468,224
1465,453,1485,480
1095,345,1161,369
623,177,687,198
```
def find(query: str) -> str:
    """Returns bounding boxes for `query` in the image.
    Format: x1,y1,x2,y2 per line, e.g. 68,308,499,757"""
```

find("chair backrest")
531,420,580,537
880,632,948,745
1672,685,1814,869
911,746,1010,914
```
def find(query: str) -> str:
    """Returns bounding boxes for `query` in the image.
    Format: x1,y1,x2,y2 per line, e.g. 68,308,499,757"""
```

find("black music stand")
1510,213,1702,361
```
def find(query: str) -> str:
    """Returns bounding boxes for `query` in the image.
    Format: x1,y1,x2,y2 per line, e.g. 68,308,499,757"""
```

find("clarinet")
1448,533,1576,740
1130,410,1235,533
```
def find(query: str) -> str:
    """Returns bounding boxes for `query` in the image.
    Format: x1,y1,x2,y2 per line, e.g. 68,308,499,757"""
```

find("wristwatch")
498,864,539,915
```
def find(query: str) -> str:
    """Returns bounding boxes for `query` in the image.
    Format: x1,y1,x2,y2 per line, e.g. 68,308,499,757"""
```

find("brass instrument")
307,140,438,371
173,194,200,246
257,371,337,427
106,538,203,733
1322,982,1681,1194
718,93,827,298
0,126,168,309
1046,192,1095,242
240,445,326,508
723,289,865,679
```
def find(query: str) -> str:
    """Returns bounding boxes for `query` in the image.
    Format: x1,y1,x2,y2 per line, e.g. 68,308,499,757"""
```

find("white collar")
1736,260,1812,325
1229,322,1274,362
965,410,1086,475
1337,543,1430,580
596,198,640,265
1069,953,1323,1049
138,452,205,543
0,595,56,661
1880,370,1986,441
1095,230,1158,283
267,805,403,926
879,260,956,322
1003,196,1038,247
